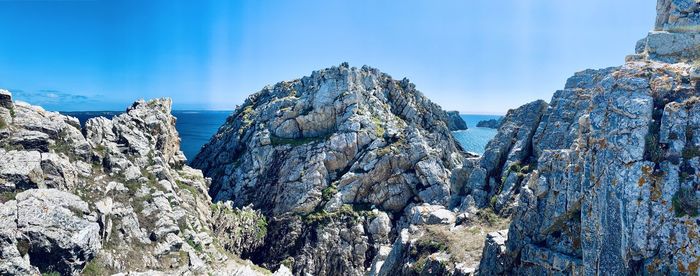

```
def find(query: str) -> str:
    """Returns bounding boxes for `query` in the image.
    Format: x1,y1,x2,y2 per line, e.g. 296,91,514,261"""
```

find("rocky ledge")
0,90,289,275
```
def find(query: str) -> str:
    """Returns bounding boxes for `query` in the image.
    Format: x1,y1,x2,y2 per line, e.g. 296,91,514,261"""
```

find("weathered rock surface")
476,1,700,274
192,63,472,274
0,93,277,275
475,118,502,129
447,111,468,130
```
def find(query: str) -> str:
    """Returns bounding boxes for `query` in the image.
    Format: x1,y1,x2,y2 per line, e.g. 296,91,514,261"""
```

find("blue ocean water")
63,110,231,161
61,112,500,160
452,114,503,155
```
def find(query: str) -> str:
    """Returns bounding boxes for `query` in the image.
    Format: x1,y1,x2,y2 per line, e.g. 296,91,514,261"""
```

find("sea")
62,112,501,161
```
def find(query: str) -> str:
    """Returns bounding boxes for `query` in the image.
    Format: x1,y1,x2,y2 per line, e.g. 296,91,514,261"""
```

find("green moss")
8,108,14,118
187,238,203,253
303,204,367,224
42,272,61,276
256,216,268,239
0,117,6,129
82,260,107,276
176,180,199,196
0,191,16,203
672,187,699,217
270,135,328,146
372,116,385,138
489,195,498,208
93,144,106,155
321,184,338,202
281,257,295,268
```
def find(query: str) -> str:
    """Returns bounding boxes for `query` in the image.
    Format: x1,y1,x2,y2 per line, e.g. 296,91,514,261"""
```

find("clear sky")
0,0,656,113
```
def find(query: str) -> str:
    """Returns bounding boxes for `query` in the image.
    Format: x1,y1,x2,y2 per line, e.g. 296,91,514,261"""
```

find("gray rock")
475,118,502,129
656,0,700,32
15,189,101,275
478,2,700,273
191,63,467,274
0,89,12,110
477,230,509,276
447,111,468,130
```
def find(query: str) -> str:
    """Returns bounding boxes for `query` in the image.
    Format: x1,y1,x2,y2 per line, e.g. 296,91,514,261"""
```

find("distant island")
476,117,503,129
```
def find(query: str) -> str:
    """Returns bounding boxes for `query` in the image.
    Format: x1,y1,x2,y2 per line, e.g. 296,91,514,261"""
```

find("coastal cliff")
473,0,700,274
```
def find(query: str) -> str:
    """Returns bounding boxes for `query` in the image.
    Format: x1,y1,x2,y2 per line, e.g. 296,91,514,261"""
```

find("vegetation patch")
9,107,14,118
321,184,338,202
372,115,385,138
82,259,108,276
303,204,375,225
672,187,699,217
0,117,6,129
0,191,16,203
187,238,204,253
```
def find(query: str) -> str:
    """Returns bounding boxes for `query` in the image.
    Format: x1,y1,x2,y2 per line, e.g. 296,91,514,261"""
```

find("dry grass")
417,210,511,267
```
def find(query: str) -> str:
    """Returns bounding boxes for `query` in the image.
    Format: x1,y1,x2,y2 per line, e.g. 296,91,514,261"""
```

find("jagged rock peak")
192,63,470,274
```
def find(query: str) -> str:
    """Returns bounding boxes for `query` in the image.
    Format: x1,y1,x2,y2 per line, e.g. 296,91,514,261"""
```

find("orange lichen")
638,177,646,187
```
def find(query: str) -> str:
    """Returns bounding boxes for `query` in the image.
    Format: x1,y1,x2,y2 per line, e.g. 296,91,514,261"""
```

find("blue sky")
0,0,656,113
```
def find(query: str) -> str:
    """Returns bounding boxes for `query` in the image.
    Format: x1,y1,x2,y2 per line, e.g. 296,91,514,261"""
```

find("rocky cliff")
192,63,494,275
0,90,289,275
474,0,700,274
447,111,468,131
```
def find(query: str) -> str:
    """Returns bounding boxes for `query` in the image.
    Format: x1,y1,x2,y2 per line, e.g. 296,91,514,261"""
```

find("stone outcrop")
475,118,502,129
192,63,474,274
447,111,468,130
476,0,700,274
0,91,285,275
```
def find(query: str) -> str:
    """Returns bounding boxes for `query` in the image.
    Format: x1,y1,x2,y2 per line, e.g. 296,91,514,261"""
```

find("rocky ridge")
472,0,700,274
0,90,289,275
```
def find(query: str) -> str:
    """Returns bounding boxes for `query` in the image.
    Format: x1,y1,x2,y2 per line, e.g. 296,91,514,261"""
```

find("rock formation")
0,90,289,275
192,63,490,275
474,0,700,274
447,111,468,130
475,118,502,129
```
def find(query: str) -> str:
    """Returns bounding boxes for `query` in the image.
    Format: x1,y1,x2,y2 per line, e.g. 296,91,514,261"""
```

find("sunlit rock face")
192,62,472,275
0,92,284,275
477,0,700,274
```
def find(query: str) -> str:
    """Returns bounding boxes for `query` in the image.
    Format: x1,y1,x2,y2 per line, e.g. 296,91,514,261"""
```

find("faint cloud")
10,89,98,110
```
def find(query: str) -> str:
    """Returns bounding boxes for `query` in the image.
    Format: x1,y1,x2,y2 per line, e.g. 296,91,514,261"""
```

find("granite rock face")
477,1,700,274
192,63,473,274
0,93,282,275
447,111,468,130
